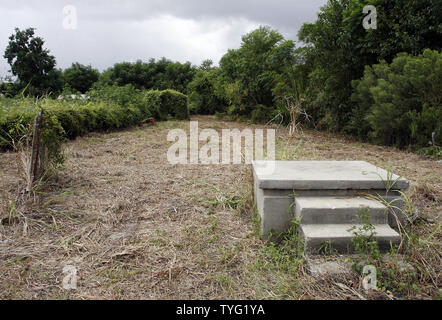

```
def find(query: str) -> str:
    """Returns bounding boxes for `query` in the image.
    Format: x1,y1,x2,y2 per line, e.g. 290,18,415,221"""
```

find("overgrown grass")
0,115,439,300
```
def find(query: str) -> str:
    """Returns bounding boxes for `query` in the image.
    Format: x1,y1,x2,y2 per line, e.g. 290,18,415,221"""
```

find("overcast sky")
0,0,327,77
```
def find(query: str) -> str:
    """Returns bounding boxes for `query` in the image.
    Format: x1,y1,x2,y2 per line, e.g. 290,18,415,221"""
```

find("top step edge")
258,180,409,190
252,161,409,190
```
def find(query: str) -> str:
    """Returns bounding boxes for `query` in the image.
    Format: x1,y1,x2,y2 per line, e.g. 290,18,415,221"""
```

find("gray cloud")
0,0,327,77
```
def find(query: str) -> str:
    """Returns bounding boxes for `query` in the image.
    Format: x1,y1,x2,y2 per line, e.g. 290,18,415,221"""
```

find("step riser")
303,237,400,254
295,196,388,225
296,208,387,225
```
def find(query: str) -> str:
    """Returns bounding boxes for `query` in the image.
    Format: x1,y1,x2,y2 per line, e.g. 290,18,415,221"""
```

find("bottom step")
301,224,401,254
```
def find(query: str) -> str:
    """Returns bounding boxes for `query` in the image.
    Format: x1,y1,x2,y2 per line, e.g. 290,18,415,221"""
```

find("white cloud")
0,0,326,77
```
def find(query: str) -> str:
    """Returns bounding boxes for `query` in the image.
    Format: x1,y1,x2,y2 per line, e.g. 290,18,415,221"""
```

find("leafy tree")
98,58,196,93
3,28,60,96
299,0,362,130
199,59,214,71
187,68,226,114
63,63,99,93
298,0,442,132
218,26,297,120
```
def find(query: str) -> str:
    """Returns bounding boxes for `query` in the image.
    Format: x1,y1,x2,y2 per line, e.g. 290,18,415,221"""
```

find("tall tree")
298,0,442,132
218,26,296,119
4,28,60,95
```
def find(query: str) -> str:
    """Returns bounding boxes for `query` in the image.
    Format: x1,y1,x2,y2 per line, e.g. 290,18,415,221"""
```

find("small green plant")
348,209,381,270
377,165,403,195
317,240,338,256
7,200,19,225
259,217,305,273
417,145,442,160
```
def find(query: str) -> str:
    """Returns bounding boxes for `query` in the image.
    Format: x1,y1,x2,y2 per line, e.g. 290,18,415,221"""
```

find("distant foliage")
251,105,276,124
99,58,196,94
89,84,144,109
3,28,62,96
298,0,442,132
217,26,297,120
63,63,99,93
187,68,226,115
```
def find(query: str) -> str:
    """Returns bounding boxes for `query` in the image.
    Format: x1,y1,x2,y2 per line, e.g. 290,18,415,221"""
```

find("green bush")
143,89,189,121
0,98,38,149
251,104,275,124
352,49,442,148
0,87,189,150
187,69,226,115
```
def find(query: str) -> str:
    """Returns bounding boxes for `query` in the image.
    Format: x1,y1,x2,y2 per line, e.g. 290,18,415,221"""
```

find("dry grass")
0,116,440,300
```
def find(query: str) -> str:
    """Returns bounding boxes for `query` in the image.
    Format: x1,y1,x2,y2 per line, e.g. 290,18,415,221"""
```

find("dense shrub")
298,0,442,133
187,69,226,115
89,84,144,109
352,49,441,148
0,98,65,170
217,27,296,120
251,105,275,124
143,89,189,121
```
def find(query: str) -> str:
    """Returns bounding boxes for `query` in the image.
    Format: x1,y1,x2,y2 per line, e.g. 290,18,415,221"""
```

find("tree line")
1,0,441,152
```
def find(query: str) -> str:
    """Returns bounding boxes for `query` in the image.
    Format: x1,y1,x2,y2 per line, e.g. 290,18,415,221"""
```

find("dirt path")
0,116,440,299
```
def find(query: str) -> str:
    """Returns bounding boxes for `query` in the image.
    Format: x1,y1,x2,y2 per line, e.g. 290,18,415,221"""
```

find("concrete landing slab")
252,161,409,190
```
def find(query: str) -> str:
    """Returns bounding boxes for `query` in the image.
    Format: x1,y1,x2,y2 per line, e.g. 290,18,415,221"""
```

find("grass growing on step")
348,208,382,263
376,164,404,195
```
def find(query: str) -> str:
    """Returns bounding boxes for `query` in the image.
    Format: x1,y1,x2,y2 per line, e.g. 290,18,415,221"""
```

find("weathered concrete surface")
307,259,354,278
307,254,415,278
301,224,401,254
260,196,294,236
295,196,388,225
252,161,409,190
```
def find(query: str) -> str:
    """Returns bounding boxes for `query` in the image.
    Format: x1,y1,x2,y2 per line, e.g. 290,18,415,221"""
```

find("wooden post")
28,111,43,190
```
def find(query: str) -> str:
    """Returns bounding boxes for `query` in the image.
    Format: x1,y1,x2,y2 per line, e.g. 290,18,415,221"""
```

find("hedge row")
143,89,189,121
0,87,189,150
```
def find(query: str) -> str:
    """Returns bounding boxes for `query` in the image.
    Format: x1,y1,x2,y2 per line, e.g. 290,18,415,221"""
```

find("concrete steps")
295,196,401,254
252,161,408,255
